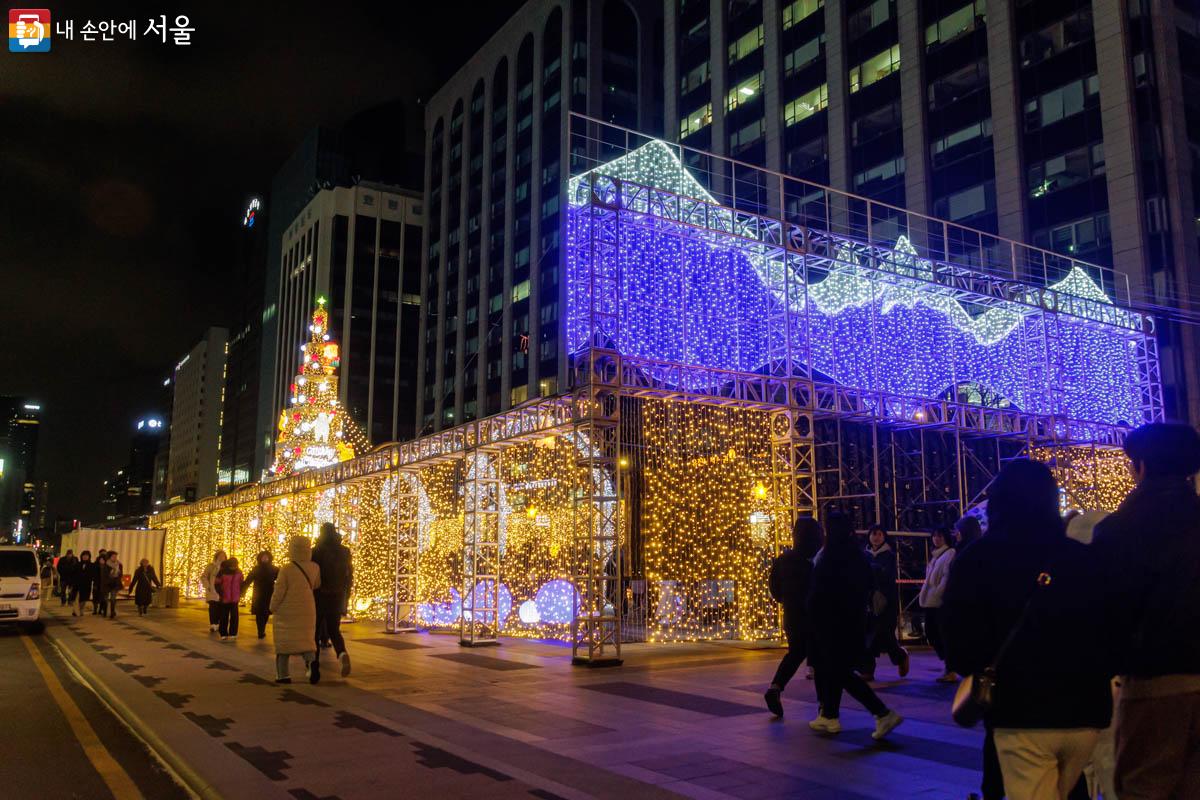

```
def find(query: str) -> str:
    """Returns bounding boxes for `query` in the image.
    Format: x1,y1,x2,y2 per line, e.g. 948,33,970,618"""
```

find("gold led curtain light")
160,398,799,642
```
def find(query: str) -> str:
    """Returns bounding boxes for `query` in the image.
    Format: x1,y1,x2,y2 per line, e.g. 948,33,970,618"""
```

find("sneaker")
808,716,842,734
872,710,903,740
897,648,911,678
763,687,783,717
309,659,321,685
210,624,218,632
274,677,292,685
805,667,814,680
220,636,229,641
339,651,351,677
937,670,958,683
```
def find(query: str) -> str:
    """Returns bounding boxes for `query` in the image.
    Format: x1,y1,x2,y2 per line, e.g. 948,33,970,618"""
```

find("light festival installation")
566,140,1152,430
155,125,1159,651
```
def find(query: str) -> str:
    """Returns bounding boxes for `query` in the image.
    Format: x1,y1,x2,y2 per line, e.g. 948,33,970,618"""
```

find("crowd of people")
764,421,1200,799
53,548,161,619
196,523,354,685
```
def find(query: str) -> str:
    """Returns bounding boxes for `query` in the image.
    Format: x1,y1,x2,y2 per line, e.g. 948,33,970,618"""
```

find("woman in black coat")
245,550,279,639
864,524,910,680
763,516,823,717
943,459,1112,799
808,512,904,740
127,559,161,615
72,551,93,617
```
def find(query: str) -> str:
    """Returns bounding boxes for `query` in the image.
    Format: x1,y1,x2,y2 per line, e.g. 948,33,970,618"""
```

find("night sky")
1,0,526,524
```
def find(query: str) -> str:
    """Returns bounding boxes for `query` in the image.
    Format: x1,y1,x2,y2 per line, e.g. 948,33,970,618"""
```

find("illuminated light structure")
269,298,369,478
154,118,1161,660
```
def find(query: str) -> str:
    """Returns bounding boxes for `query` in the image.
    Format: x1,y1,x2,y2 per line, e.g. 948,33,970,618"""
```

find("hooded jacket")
1093,475,1200,678
200,558,223,603
768,518,823,636
942,462,1113,729
808,533,873,668
311,527,352,600
269,536,321,654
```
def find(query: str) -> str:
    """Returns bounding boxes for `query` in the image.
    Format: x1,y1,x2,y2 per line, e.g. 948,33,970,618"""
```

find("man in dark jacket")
1093,422,1200,799
311,523,353,677
943,459,1112,799
764,516,823,717
56,550,78,606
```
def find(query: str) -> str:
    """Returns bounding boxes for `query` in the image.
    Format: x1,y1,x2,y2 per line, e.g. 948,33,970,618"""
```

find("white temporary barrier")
59,528,165,588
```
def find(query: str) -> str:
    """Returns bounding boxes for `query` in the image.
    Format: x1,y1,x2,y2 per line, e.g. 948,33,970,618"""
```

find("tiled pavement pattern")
46,603,983,799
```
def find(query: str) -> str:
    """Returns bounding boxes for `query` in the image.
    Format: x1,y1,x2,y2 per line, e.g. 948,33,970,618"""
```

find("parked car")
0,546,43,633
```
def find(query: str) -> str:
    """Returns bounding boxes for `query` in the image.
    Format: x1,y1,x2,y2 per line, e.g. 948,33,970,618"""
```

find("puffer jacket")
200,559,222,603
918,545,955,608
269,536,321,654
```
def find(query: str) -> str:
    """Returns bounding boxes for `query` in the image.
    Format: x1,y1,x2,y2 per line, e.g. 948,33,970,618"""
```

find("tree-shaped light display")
269,297,369,478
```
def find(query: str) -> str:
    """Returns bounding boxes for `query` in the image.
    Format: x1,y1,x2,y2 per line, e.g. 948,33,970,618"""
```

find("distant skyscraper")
660,0,1200,422
101,415,166,524
166,328,228,504
0,398,42,539
272,183,425,445
219,195,268,493
417,0,665,434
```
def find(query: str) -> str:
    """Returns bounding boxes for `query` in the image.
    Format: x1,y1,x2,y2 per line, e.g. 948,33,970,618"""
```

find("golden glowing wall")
1033,445,1136,513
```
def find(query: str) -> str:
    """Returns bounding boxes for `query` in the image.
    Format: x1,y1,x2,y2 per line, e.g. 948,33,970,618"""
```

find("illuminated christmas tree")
269,297,369,477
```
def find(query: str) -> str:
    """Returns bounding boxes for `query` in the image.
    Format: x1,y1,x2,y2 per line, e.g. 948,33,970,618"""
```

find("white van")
0,546,42,632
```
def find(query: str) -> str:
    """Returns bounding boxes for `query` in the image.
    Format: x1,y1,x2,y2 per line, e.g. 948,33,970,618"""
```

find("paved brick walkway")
44,602,983,799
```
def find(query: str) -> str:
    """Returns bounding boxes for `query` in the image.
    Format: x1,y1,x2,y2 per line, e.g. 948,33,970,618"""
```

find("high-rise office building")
661,0,1200,421
166,328,228,504
417,0,665,434
219,195,268,493
101,415,166,525
272,183,424,445
0,398,43,539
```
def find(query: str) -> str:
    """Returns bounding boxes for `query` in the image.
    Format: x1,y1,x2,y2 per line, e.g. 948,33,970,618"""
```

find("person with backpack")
808,512,904,740
311,523,353,677
763,516,823,717
270,535,322,684
943,459,1112,799
1093,422,1200,799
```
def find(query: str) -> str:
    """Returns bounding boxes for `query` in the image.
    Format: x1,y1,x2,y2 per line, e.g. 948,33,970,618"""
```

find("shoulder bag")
952,570,1052,728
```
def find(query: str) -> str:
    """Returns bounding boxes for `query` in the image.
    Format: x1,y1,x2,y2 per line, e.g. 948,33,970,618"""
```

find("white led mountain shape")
569,140,1120,345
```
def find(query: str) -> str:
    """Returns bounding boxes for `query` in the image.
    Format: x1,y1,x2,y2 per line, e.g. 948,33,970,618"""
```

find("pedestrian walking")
863,524,909,680
104,551,123,618
808,512,904,739
200,550,226,632
92,554,108,616
57,550,78,607
918,526,956,682
311,522,353,677
127,558,161,615
764,516,823,717
270,535,322,684
1093,422,1200,800
72,551,93,617
245,551,278,639
215,557,245,641
943,459,1112,800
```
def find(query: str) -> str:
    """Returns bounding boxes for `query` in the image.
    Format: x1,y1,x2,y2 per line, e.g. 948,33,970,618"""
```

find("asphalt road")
0,615,190,800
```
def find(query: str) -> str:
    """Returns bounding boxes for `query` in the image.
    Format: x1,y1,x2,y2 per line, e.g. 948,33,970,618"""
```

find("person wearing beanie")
1094,422,1200,799
943,459,1112,800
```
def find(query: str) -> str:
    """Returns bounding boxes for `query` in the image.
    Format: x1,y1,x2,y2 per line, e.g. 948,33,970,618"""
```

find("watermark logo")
9,8,50,52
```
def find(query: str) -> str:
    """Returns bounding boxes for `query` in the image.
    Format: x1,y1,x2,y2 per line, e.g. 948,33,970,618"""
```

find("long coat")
200,560,222,603
269,537,321,655
246,563,278,615
128,565,160,606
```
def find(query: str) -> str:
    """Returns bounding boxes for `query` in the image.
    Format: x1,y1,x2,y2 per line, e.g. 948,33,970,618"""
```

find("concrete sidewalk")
44,602,983,799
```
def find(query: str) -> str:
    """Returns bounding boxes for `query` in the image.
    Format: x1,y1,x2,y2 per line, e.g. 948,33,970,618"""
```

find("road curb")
47,626,222,800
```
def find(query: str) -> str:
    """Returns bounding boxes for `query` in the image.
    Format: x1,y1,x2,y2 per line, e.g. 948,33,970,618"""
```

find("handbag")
952,570,1052,728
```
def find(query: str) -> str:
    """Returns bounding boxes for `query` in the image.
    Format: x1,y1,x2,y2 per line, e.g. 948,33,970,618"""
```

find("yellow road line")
20,634,143,800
